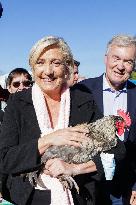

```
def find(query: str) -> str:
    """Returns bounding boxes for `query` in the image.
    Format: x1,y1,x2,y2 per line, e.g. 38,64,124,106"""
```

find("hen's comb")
117,109,131,127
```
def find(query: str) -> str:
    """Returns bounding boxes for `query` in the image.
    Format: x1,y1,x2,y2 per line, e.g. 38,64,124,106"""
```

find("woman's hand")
47,126,89,146
38,126,89,155
43,158,78,177
43,158,96,177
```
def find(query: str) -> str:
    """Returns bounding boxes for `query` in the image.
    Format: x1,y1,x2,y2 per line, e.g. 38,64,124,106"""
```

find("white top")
32,83,73,205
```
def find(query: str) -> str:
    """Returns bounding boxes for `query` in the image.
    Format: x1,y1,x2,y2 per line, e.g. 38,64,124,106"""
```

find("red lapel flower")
116,109,131,136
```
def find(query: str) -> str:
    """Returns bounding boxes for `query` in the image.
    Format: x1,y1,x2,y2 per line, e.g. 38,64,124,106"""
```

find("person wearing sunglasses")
6,68,33,93
0,68,33,201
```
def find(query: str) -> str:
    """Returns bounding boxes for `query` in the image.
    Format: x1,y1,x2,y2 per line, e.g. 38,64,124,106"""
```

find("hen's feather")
42,115,119,164
27,115,126,190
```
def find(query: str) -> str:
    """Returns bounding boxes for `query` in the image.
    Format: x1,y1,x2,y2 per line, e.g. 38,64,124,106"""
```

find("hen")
27,110,131,191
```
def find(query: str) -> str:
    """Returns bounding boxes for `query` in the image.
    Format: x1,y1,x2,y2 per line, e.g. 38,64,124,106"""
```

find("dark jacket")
0,2,3,18
0,84,125,205
81,74,136,203
0,109,4,193
0,87,10,198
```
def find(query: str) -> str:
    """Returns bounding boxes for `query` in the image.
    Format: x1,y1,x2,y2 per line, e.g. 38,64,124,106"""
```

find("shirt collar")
103,73,127,94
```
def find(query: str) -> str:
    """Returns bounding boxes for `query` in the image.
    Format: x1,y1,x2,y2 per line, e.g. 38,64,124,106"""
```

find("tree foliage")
130,71,136,80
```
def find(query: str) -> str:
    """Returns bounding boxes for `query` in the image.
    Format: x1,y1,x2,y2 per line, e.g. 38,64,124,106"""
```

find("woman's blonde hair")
29,36,74,77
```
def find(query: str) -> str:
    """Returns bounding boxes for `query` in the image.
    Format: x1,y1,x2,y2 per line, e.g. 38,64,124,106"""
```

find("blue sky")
0,0,136,78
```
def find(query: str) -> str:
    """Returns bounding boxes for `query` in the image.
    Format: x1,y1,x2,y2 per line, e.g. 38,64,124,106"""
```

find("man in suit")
81,34,136,205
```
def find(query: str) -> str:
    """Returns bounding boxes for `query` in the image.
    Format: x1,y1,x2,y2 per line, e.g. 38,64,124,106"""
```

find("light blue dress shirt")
100,75,127,205
100,74,127,181
102,74,127,204
103,74,127,141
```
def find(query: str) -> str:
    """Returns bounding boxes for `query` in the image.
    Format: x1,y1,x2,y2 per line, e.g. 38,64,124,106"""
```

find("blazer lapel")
91,75,104,114
19,88,41,139
124,81,136,141
127,81,136,118
69,86,98,126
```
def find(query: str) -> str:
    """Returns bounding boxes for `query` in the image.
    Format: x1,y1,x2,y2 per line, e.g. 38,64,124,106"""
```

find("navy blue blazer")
81,74,136,194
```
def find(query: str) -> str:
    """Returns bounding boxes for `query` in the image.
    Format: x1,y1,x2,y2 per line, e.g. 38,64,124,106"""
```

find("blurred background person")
6,67,33,94
67,59,80,86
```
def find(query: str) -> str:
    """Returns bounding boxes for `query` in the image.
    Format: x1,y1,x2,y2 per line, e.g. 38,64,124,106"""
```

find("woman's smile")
42,77,55,83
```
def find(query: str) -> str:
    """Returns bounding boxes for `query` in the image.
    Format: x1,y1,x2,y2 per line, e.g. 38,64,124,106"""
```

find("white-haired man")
81,34,136,205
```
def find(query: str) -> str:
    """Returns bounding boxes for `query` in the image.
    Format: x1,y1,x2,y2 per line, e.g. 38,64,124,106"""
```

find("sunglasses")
12,80,33,88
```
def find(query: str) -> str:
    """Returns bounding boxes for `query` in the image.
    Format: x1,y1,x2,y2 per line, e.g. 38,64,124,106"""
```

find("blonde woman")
0,36,125,205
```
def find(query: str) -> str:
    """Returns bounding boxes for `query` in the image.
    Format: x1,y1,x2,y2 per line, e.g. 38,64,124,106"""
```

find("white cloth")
32,83,74,205
100,153,115,180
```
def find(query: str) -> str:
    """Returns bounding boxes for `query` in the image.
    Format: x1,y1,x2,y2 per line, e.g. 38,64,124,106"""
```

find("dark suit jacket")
0,2,3,18
0,84,125,205
81,74,136,201
0,109,4,193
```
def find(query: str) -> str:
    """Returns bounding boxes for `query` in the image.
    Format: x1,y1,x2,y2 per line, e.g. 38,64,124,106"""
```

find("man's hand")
130,191,136,205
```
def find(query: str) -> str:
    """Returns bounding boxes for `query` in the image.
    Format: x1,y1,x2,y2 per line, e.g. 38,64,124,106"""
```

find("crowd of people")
0,34,135,205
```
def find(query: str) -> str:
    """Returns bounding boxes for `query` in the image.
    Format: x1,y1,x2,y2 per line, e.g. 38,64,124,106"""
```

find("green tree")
130,71,136,80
